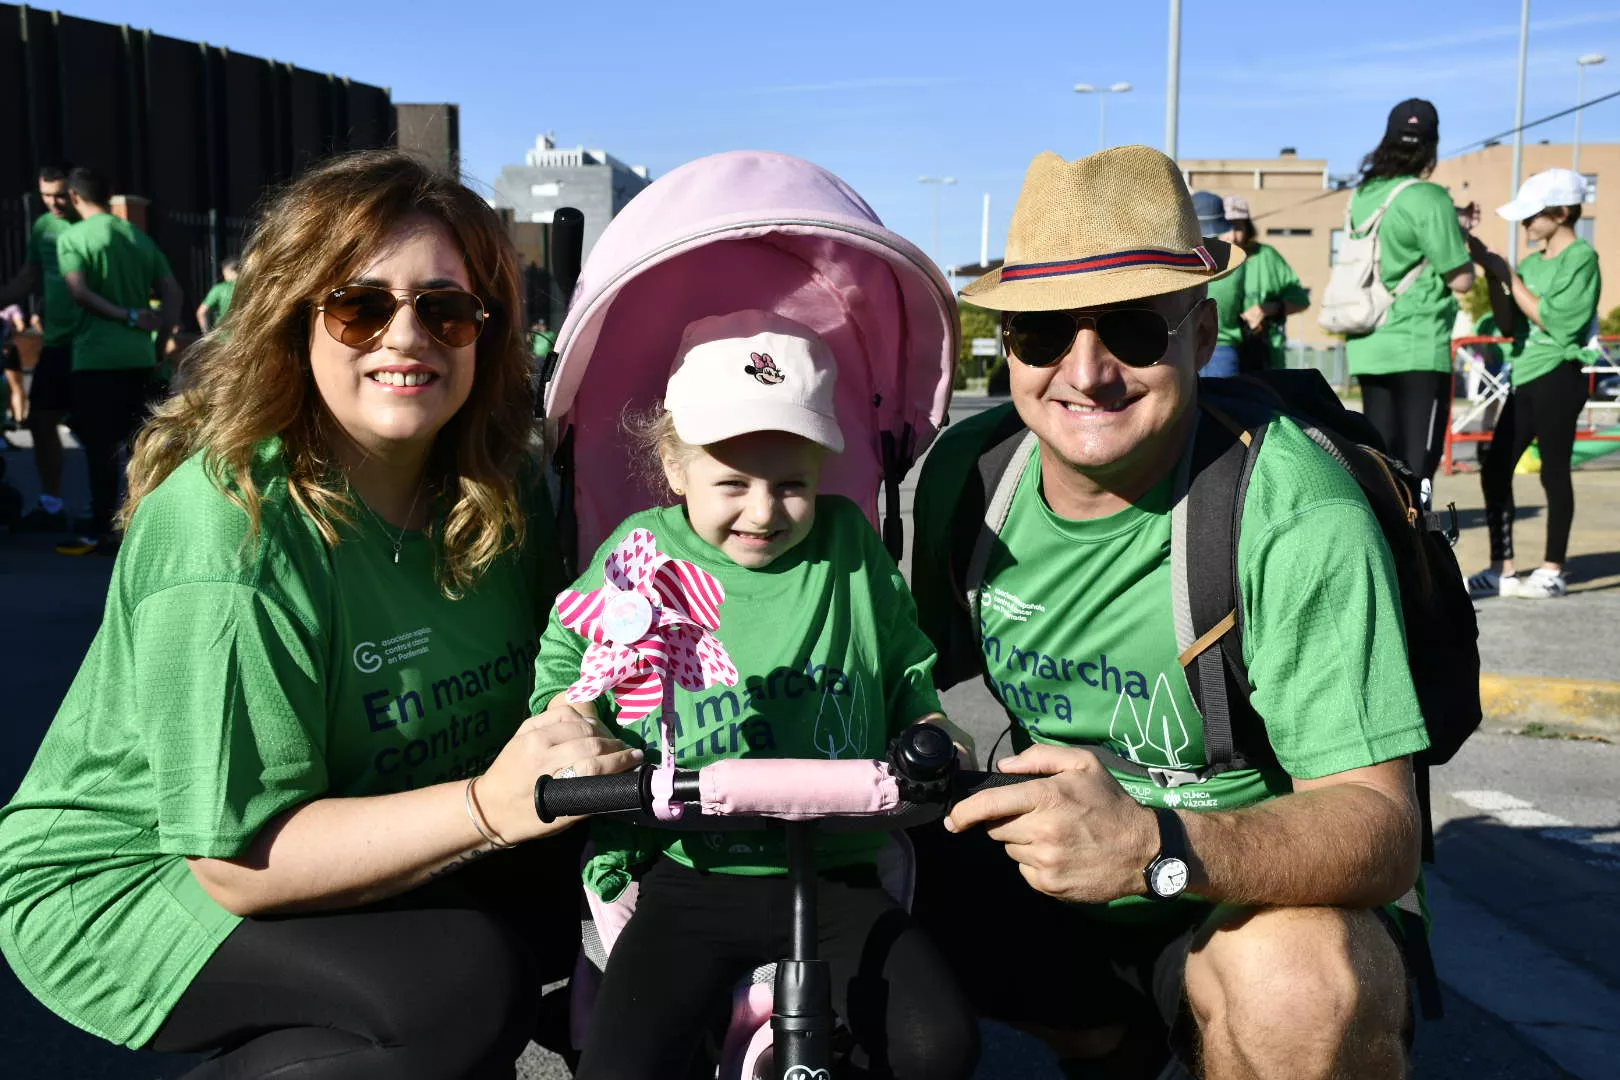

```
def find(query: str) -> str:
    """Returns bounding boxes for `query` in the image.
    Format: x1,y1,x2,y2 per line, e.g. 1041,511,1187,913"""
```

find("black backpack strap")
1173,401,1269,777
880,424,914,562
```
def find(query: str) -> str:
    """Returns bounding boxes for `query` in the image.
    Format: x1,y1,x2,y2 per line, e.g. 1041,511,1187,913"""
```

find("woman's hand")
477,705,642,844
1241,304,1268,332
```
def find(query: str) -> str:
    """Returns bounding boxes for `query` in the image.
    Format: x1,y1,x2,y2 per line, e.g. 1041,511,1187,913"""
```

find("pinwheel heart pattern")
555,529,739,738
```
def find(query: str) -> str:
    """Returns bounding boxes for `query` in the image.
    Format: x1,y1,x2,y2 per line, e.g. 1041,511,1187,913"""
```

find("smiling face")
38,177,73,220
1008,287,1214,506
1523,208,1569,244
663,430,825,568
307,214,477,468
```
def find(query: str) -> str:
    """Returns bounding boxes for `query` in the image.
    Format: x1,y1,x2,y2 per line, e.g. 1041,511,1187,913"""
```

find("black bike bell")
891,723,957,784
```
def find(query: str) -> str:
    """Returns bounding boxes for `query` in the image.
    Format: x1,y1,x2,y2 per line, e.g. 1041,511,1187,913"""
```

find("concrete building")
494,134,652,258
396,103,460,173
1181,144,1617,348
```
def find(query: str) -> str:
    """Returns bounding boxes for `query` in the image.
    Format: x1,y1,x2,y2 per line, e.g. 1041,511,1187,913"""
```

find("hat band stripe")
1001,248,1215,281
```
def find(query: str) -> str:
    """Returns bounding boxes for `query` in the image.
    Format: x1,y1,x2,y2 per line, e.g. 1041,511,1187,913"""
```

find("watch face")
1150,857,1189,898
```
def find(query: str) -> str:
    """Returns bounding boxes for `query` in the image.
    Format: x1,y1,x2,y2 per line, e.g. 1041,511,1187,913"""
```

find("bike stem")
771,820,832,1076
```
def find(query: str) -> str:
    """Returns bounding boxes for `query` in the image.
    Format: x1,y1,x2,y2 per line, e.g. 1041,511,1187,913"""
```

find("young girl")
1465,168,1603,600
531,309,979,1079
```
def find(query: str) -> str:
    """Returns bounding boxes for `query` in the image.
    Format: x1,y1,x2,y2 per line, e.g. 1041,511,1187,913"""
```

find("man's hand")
944,744,1158,904
1241,304,1268,332
134,308,163,332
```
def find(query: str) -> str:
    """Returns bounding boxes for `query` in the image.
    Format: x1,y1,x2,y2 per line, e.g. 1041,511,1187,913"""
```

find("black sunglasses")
317,284,488,350
1002,299,1210,368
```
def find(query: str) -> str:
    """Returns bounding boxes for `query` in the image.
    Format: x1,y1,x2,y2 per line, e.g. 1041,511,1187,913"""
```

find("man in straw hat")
910,146,1424,1078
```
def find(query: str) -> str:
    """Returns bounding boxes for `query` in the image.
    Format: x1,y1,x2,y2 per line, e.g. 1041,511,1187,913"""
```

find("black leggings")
1358,370,1451,482
574,858,978,1079
146,837,582,1079
69,367,159,538
1480,361,1589,565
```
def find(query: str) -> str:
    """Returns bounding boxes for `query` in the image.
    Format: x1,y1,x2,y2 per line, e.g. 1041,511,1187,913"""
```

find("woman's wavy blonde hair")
123,149,536,597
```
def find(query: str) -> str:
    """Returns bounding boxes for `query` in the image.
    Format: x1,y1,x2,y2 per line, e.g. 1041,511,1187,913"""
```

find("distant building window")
530,210,554,224
1330,228,1345,266
1265,227,1313,237
1576,217,1596,244
1580,173,1597,204
530,182,562,197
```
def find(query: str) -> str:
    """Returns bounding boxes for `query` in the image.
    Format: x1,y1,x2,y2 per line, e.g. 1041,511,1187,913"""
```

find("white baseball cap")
1496,168,1589,222
664,310,844,452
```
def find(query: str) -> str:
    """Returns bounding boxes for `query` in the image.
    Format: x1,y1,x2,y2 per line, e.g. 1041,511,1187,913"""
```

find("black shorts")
909,820,1411,1071
28,344,72,414
2,343,19,373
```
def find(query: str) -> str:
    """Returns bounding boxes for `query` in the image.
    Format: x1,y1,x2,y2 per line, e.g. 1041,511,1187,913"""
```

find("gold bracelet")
463,776,516,849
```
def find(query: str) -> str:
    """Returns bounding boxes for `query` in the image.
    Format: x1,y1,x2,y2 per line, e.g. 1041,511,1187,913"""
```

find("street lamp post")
1574,53,1606,174
1166,0,1183,160
1073,82,1133,152
917,175,957,267
1509,0,1530,266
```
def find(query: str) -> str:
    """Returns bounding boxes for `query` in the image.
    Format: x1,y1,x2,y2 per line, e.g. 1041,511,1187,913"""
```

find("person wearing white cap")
530,308,980,1079
1463,169,1602,599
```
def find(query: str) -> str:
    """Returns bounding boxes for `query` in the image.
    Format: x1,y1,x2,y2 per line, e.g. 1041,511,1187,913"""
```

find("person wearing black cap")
1344,98,1475,482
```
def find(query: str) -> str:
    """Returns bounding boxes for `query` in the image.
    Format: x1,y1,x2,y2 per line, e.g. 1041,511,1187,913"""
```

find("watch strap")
1152,805,1189,863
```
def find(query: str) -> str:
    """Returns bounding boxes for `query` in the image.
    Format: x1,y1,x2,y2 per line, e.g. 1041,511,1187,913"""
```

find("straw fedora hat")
962,145,1243,311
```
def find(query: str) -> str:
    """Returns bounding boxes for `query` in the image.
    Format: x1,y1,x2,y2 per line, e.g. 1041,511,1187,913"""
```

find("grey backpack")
1317,178,1425,336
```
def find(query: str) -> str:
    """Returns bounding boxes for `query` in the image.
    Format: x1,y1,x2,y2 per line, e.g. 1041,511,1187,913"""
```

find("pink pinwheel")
555,529,738,816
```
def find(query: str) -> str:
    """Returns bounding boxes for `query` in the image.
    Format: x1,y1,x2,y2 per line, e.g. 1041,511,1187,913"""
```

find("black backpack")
938,368,1481,1017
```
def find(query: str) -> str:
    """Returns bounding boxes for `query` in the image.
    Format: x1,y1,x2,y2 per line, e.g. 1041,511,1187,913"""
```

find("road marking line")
1450,789,1620,870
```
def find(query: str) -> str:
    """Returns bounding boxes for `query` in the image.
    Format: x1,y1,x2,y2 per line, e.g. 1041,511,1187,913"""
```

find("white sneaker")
1516,568,1568,599
1467,567,1521,598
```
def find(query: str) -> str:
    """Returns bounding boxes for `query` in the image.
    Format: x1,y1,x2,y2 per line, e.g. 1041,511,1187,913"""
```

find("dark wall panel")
53,15,129,189
222,50,274,218
0,7,27,196
142,33,207,213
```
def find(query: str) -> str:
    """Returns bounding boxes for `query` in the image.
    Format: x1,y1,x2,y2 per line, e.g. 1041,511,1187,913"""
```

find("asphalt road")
1,405,1615,1078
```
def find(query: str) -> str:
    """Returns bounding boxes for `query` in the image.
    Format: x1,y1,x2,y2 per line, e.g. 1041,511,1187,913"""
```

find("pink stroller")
542,150,960,1077
544,149,958,570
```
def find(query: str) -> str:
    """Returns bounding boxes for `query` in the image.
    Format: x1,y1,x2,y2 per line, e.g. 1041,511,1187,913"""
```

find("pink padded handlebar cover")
697,759,900,820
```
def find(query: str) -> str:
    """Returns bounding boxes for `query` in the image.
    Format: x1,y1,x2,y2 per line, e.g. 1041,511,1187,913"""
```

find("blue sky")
51,0,1620,271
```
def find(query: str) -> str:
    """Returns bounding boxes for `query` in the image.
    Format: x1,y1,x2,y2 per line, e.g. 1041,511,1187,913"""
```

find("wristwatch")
125,308,141,328
1142,806,1191,901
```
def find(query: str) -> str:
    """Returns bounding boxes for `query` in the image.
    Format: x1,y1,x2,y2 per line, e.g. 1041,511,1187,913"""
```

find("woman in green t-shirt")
0,151,639,1073
1345,99,1476,482
1465,169,1602,600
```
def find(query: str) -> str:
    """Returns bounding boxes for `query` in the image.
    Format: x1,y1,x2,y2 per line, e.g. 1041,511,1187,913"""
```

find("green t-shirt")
0,444,560,1048
201,279,236,327
1241,243,1311,368
1345,177,1471,376
1508,238,1601,386
531,328,556,359
531,496,941,897
1207,257,1248,348
27,213,76,347
913,405,1428,918
55,213,174,371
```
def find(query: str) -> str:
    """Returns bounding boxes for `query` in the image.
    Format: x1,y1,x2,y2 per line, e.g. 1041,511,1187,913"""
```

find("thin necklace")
359,481,424,565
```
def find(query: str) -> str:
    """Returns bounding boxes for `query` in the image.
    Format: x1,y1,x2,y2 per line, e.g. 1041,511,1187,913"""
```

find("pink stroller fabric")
546,150,958,559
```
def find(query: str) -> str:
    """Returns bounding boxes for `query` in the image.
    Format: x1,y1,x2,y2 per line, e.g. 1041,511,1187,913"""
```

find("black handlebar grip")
947,770,1034,801
534,769,644,823
549,207,585,308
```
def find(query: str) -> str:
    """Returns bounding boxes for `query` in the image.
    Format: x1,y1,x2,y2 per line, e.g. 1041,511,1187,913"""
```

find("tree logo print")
1108,671,1193,768
811,672,867,760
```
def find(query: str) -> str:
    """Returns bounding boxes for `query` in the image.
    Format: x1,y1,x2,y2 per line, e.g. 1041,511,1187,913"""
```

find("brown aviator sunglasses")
316,284,489,350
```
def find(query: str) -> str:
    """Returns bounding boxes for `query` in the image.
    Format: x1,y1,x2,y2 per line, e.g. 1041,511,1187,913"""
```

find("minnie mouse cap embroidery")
665,310,844,452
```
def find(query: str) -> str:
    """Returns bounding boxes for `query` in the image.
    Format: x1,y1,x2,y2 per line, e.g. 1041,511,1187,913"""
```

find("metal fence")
1283,342,1350,390
154,209,253,327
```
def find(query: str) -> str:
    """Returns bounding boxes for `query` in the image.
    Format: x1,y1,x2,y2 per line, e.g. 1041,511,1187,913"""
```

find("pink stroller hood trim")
547,151,958,557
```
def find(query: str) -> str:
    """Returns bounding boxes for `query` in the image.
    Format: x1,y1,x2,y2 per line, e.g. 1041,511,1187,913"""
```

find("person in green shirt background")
54,166,185,556
1191,190,1253,377
1465,169,1602,600
1345,99,1476,483
0,149,624,1075
0,162,79,531
194,255,238,333
1225,195,1310,368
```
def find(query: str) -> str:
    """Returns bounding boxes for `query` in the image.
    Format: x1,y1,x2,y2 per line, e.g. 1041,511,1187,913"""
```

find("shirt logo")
353,642,383,674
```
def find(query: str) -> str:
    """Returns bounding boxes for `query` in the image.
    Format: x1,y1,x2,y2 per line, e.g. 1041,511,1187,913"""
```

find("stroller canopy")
546,150,958,560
